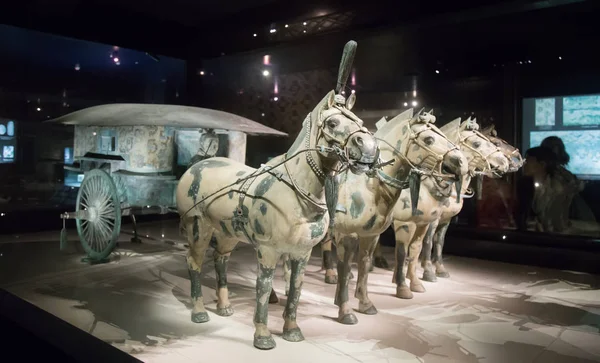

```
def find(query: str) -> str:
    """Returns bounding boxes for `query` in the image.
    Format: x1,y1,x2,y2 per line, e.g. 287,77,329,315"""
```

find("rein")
179,145,341,219
373,121,459,191
180,101,380,219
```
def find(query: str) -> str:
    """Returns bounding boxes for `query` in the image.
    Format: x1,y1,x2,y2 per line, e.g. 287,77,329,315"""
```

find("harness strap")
376,169,410,190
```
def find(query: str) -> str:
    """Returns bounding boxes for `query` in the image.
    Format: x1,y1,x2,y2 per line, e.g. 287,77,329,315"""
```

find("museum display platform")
1,220,599,363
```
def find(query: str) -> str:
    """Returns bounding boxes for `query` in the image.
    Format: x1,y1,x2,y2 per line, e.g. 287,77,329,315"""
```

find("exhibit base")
0,221,599,362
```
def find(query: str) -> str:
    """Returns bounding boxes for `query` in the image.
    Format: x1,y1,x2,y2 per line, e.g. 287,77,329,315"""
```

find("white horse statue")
273,108,470,324
176,40,380,350
417,123,523,282
388,117,510,299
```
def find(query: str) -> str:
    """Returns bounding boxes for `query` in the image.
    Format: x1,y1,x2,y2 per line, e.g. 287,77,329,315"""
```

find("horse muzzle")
346,132,379,175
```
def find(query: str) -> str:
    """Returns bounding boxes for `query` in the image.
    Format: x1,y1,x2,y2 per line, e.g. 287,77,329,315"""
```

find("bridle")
458,126,505,177
302,94,380,181
374,113,461,190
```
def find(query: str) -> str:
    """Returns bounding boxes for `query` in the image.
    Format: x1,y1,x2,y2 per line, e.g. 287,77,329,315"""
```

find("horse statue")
176,40,380,350
417,122,523,282
271,108,470,324
386,117,510,299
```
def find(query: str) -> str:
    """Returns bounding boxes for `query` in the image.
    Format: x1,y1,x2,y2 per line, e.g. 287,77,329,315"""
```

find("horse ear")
326,91,336,108
440,118,461,143
481,124,495,136
346,92,356,110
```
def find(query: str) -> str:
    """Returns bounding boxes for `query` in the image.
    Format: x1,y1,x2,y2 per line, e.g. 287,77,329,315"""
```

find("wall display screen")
523,94,600,179
0,119,16,163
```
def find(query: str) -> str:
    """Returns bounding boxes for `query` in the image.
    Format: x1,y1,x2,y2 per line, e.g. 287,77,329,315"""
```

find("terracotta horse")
417,123,523,283
272,109,470,324
176,64,380,350
386,117,510,299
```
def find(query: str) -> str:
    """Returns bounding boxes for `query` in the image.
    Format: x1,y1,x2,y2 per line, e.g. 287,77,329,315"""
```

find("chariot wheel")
75,169,122,261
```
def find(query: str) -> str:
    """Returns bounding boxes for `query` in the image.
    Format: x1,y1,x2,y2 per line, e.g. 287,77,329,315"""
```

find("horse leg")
283,253,292,296
268,253,289,305
213,237,239,316
282,252,311,342
420,221,438,282
321,237,337,284
372,242,389,269
185,216,214,323
253,246,279,350
355,236,378,315
334,235,358,324
393,221,416,299
433,222,450,278
407,225,428,293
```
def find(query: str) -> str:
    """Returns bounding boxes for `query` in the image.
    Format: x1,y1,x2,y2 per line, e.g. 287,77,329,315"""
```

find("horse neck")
376,119,413,198
285,118,335,199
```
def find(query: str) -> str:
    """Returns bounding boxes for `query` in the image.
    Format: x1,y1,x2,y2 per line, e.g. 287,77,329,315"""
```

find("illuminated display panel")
0,119,16,164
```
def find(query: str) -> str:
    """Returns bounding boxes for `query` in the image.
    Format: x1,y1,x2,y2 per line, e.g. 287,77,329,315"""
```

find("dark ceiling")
0,0,591,59
0,0,598,62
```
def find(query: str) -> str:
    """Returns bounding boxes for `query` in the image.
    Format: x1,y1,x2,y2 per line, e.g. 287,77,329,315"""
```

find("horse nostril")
354,136,364,147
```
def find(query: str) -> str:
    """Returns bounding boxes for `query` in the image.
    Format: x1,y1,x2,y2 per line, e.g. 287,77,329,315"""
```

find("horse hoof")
411,283,426,293
436,271,450,278
396,286,414,299
359,304,378,315
269,291,279,304
216,305,234,316
254,335,276,350
282,327,305,342
191,311,210,323
348,271,355,280
422,271,437,282
324,275,338,284
373,257,389,269
338,313,358,325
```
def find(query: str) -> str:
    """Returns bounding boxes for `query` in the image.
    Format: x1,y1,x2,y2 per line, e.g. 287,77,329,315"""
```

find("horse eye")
423,136,435,145
327,119,339,129
472,141,481,148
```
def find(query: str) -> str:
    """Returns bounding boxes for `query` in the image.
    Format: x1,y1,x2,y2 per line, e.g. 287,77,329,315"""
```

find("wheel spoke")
76,170,121,258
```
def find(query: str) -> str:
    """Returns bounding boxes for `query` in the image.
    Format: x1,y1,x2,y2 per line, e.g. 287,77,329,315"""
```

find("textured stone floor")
0,220,599,363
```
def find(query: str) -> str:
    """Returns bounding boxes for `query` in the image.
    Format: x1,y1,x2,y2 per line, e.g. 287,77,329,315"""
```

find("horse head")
377,108,469,213
441,117,510,178
481,124,524,173
309,90,379,175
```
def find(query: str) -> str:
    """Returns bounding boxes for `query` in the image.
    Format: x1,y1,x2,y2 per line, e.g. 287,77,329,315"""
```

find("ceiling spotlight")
285,24,289,28
270,29,276,33
36,107,41,111
273,97,279,101
403,102,408,107
435,70,440,74
199,70,205,76
253,33,257,37
113,57,119,63
303,22,307,26
261,113,265,117
351,89,356,94
411,100,418,107
262,70,270,76
74,63,80,71
303,30,307,33
558,56,562,60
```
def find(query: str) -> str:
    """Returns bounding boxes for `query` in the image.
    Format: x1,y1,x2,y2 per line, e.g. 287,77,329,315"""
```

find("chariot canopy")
46,103,288,137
